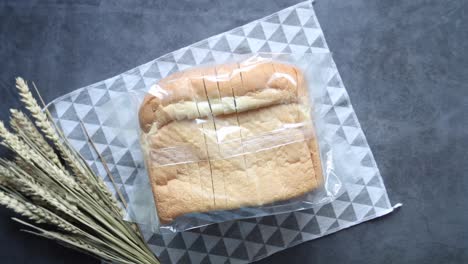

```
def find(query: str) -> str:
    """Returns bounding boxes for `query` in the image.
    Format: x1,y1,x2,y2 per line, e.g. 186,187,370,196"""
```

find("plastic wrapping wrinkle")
148,126,314,166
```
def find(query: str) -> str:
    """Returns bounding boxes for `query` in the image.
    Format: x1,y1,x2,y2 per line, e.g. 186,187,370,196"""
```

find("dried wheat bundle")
0,78,159,264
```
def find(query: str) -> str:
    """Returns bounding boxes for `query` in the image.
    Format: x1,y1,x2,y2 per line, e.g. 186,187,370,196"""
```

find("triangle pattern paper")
247,22,266,40
282,10,301,26
46,2,395,263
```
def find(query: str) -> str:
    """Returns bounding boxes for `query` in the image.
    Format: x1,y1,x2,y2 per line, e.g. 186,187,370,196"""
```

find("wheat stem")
16,78,91,186
15,219,138,264
0,77,160,264
16,78,123,216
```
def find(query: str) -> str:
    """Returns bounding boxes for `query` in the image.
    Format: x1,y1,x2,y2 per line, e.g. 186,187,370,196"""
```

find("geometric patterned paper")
46,1,397,263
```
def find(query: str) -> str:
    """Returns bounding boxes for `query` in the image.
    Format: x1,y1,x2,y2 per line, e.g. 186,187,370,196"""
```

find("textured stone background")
1,0,467,263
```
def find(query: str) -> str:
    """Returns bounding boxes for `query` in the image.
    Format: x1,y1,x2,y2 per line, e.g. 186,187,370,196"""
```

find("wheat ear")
0,121,78,189
0,191,80,234
15,78,89,183
10,109,64,169
16,78,122,213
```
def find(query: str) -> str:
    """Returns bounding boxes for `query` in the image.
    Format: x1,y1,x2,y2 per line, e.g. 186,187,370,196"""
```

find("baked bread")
139,59,323,223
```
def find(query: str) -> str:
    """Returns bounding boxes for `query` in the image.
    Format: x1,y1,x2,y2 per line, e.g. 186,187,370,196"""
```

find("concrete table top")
1,0,467,263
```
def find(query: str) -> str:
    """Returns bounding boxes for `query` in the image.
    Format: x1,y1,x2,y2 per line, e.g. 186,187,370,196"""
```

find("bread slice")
143,70,216,223
189,68,216,213
139,61,323,223
270,62,323,188
235,61,317,204
293,66,324,186
201,67,227,208
236,103,318,204
215,63,259,208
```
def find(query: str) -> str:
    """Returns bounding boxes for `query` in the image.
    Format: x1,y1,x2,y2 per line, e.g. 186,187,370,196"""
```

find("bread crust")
140,61,323,223
139,61,303,132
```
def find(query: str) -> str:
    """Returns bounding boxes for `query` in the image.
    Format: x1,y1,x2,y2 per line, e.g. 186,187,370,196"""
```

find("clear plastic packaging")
109,52,346,232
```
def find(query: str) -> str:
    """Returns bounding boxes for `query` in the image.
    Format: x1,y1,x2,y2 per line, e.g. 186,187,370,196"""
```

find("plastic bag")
99,52,346,232
43,3,397,262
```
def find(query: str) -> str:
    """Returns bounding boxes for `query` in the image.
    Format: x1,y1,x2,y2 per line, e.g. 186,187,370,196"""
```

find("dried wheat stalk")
0,78,159,264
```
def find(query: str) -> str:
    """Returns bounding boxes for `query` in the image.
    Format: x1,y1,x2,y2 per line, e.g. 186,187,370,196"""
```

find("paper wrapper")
46,1,397,263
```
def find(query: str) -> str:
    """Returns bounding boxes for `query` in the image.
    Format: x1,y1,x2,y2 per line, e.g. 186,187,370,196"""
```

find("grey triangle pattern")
247,23,266,40
282,10,301,26
148,234,166,247
177,252,191,264
367,174,383,188
265,13,280,24
303,17,317,28
67,124,86,140
143,61,163,79
352,133,368,147
245,225,264,244
108,76,127,92
201,51,216,64
160,53,177,63
74,89,92,105
188,252,208,264
374,194,390,209
301,216,320,235
257,215,277,227
95,90,111,107
47,2,394,263
316,203,337,219
91,127,108,144
167,233,187,250
189,236,208,253
232,39,252,54
176,49,197,66
59,104,80,121
337,191,351,202
338,204,358,222
290,29,309,46
311,36,326,48
230,27,245,37
223,238,241,256
327,220,340,232
212,36,231,52
279,214,299,230
209,239,228,256
79,144,94,160
202,235,220,253
230,242,249,260
269,26,287,43
328,74,342,87
257,42,271,53
289,232,303,247
265,228,284,247
361,153,375,167
281,45,292,54
253,245,267,260
258,225,277,243
223,222,243,240
353,187,373,205
82,109,100,125
158,249,172,264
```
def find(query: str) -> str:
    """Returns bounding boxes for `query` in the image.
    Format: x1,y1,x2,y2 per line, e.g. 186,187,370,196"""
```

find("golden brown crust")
138,61,305,132
149,104,321,222
141,61,323,223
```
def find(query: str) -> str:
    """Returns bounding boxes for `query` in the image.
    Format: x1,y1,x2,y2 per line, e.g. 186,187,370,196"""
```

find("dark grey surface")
1,0,467,263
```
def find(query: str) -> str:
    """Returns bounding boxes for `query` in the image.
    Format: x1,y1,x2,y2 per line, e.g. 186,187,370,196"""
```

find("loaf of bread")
139,59,323,223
